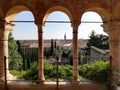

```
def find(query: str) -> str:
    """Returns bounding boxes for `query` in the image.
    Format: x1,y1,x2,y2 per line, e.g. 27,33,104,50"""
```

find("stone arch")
5,5,35,21
43,6,73,24
0,8,4,19
4,5,37,73
83,7,111,22
113,1,120,19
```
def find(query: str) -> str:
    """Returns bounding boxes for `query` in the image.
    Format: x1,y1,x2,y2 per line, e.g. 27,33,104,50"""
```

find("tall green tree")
87,31,109,50
54,40,57,49
16,40,26,70
51,39,54,56
8,33,23,70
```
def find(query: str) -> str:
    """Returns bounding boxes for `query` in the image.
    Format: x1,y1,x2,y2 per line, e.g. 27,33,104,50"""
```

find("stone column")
72,20,80,81
102,21,120,83
35,21,44,81
4,22,15,75
0,21,14,79
0,20,5,78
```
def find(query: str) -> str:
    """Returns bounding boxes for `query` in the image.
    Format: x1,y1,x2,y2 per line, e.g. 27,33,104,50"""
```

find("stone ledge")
0,81,108,90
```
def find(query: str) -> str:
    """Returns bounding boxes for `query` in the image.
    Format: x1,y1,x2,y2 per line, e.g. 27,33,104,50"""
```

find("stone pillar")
0,21,14,79
102,21,120,83
72,20,80,81
0,20,5,78
35,21,44,81
4,22,15,75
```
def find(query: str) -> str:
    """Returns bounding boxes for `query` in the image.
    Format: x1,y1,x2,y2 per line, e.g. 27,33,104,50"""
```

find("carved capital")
72,20,80,27
35,20,43,34
102,21,120,30
72,20,80,33
5,22,15,31
35,20,42,25
102,21,120,35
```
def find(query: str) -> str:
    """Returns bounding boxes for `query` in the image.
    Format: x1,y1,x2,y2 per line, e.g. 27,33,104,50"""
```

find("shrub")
59,65,73,80
44,63,56,79
23,62,38,80
78,61,110,83
44,59,73,80
10,60,110,84
10,70,26,78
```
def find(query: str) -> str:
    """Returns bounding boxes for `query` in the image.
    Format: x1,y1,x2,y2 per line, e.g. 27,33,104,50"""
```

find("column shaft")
37,24,44,80
72,20,80,80
102,21,120,83
0,20,5,78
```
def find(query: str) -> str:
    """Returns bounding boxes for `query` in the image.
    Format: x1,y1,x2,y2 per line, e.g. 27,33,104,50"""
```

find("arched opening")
10,11,38,71
12,11,37,40
79,11,107,39
5,8,39,82
78,11,109,82
43,11,73,80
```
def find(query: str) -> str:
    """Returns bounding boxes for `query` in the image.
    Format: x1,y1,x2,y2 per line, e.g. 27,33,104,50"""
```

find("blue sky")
12,11,107,40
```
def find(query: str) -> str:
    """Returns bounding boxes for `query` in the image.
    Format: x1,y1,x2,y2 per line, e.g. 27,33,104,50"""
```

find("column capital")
5,22,15,31
72,20,80,34
102,21,120,49
35,20,44,26
71,20,80,27
102,21,120,33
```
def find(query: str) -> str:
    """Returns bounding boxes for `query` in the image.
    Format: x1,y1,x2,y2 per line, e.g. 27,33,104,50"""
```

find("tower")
64,33,66,42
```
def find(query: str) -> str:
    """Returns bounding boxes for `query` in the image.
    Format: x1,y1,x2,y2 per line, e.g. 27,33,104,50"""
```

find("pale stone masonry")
90,46,109,63
0,0,120,88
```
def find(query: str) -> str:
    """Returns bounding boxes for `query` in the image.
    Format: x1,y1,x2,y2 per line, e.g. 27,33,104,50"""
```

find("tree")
16,41,22,54
8,32,23,70
54,40,57,49
50,39,54,56
87,31,109,50
16,40,26,70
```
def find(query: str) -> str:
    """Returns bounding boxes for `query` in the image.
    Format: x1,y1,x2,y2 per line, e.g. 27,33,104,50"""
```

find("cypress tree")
54,40,57,49
16,40,26,70
51,39,54,56
8,32,23,70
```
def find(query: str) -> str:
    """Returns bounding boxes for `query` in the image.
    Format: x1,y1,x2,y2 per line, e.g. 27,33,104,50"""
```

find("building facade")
89,46,109,63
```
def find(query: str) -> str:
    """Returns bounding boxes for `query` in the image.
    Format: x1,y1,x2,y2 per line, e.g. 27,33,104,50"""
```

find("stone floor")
0,74,108,90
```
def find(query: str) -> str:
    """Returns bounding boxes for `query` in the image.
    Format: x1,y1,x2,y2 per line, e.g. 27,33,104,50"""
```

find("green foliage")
44,58,73,80
10,70,26,78
79,54,87,64
44,48,51,58
59,65,73,80
87,30,109,50
23,62,38,80
10,62,38,80
19,47,38,70
44,40,63,58
44,61,56,79
8,33,23,70
79,61,110,83
10,59,109,84
62,49,71,57
69,55,73,65
50,39,54,56
10,59,73,80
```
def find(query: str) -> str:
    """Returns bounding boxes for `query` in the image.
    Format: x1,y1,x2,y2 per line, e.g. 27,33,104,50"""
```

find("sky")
12,11,107,40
